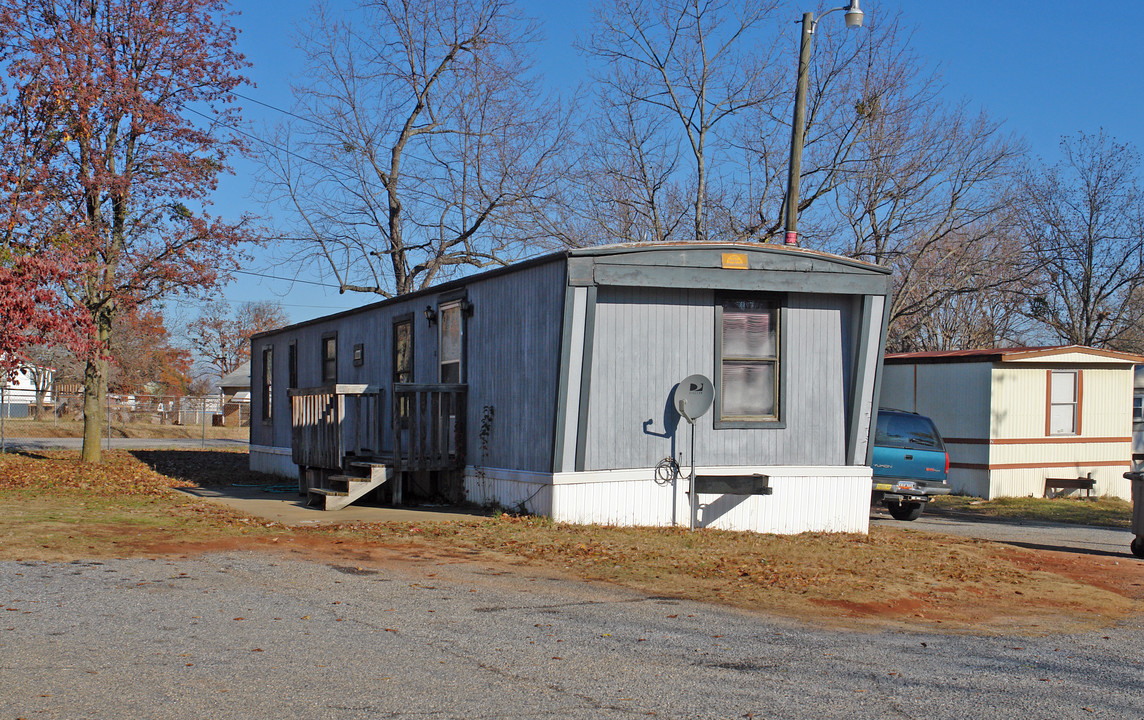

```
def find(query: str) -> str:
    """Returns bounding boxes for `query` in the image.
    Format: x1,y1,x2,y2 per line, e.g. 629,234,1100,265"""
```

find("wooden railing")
289,385,384,471
392,383,467,472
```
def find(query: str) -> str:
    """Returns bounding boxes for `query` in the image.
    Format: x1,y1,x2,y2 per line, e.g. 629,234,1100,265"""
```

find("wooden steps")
306,461,395,511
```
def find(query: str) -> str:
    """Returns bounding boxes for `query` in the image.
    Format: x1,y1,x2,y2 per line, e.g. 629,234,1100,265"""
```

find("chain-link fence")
0,388,251,446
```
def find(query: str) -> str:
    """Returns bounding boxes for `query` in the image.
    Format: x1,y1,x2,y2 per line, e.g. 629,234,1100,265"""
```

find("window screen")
439,303,463,383
719,299,779,421
394,319,413,384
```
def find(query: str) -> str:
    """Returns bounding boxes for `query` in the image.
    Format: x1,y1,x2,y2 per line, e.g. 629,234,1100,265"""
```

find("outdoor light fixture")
424,305,437,325
784,0,864,246
843,0,863,28
459,298,474,316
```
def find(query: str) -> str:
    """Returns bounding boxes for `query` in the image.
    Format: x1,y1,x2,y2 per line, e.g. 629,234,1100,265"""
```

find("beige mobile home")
880,346,1143,500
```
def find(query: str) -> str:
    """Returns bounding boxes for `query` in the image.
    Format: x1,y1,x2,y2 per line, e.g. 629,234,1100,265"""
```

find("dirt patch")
998,546,1144,599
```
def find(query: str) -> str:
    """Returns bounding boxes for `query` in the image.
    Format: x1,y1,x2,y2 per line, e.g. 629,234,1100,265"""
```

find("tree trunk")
80,312,112,463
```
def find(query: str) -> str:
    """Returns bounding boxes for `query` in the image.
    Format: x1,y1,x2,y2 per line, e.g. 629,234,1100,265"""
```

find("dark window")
353,343,364,367
321,334,337,384
394,316,414,423
288,342,297,389
439,302,464,383
875,412,943,450
718,298,779,423
393,318,413,384
261,346,273,421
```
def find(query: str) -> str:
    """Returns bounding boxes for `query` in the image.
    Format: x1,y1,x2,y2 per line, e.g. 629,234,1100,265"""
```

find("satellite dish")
673,374,714,425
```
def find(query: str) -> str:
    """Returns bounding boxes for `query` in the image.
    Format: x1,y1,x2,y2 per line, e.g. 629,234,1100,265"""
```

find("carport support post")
1,384,6,454
201,396,207,449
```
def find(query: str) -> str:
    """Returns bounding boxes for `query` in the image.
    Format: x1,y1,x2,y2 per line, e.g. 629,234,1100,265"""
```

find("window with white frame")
439,302,464,383
1048,370,1079,435
1134,394,1143,423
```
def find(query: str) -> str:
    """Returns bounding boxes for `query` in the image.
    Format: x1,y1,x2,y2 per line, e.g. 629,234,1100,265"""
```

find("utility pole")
784,12,814,246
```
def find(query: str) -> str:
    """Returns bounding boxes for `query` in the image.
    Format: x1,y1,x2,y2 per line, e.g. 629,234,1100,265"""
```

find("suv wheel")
1132,537,1144,559
887,501,925,521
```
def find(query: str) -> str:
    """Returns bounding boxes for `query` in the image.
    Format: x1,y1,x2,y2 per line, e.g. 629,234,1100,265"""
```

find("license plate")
874,483,892,491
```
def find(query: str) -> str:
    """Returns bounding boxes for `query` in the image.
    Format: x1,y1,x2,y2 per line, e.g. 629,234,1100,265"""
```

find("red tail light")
945,452,950,474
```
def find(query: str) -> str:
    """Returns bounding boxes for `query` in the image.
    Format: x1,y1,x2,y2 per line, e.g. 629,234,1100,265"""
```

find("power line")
230,268,343,289
232,91,345,136
182,105,362,185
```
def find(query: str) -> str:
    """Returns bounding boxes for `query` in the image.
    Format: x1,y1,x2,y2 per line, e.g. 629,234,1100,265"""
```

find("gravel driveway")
3,551,1143,720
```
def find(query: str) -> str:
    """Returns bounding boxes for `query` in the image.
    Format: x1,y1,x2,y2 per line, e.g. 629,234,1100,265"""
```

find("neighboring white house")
880,346,1142,500
1,362,53,413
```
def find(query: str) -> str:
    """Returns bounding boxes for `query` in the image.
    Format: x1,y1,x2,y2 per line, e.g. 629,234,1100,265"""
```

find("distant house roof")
219,361,251,392
885,345,1144,365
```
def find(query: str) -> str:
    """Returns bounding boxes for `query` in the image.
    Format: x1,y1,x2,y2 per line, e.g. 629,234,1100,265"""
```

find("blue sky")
208,0,1144,325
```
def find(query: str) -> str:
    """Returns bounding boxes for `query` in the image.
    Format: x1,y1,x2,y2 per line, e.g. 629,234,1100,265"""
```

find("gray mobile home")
250,243,891,534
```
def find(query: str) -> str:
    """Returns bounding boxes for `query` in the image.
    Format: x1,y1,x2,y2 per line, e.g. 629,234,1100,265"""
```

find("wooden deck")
290,383,467,480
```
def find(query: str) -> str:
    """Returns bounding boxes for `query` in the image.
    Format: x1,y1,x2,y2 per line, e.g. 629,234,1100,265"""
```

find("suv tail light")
945,452,950,474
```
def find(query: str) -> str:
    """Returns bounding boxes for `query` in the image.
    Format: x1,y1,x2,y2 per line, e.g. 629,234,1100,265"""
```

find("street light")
783,1,864,246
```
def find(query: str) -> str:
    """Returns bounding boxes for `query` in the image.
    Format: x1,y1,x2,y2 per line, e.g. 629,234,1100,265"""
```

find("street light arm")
810,1,863,34
808,6,841,34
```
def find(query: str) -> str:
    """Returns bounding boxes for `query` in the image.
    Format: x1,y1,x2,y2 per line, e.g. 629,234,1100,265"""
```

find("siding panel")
583,289,849,470
249,259,566,475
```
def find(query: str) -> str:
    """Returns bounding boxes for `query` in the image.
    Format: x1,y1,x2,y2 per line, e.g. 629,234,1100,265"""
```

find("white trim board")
468,465,871,486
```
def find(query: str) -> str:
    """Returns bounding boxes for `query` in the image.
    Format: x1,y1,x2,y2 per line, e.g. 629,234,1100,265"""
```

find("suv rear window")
875,412,943,450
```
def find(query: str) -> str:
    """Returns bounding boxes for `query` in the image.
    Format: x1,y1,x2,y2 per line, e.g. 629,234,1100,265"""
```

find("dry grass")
0,450,1141,634
0,418,248,440
932,494,1133,528
316,514,1139,633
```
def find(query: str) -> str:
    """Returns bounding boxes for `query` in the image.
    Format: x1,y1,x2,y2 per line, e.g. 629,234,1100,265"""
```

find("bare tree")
890,231,1036,351
260,0,568,297
729,14,919,243
1021,131,1144,348
583,0,782,244
824,70,1025,347
189,300,289,377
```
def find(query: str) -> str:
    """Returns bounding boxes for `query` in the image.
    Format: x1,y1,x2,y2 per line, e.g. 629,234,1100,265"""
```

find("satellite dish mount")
672,375,713,530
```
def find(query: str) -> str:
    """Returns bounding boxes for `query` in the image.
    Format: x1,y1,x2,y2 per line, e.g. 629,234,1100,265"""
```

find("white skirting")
250,445,299,480
464,465,872,535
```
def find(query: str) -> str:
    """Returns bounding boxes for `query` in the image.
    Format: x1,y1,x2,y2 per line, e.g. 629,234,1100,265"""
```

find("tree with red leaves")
0,0,257,462
109,305,193,395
